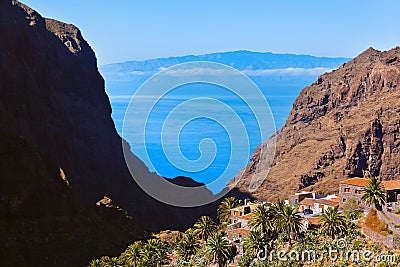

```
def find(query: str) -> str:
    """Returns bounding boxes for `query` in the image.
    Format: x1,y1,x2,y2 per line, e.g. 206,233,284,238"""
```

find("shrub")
352,240,363,250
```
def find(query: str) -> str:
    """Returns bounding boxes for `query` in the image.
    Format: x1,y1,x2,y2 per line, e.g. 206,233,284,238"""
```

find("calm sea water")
104,74,320,192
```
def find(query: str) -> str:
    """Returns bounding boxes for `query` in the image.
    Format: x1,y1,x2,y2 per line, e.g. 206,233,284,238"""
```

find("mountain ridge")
231,46,400,201
100,50,350,74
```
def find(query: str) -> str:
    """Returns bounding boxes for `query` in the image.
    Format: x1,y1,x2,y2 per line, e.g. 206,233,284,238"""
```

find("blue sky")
23,0,400,65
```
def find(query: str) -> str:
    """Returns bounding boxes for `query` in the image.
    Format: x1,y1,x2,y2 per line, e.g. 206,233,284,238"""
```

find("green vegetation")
88,194,399,267
362,176,386,210
243,230,268,254
274,204,302,245
341,198,362,220
319,206,347,239
140,239,169,266
218,197,240,224
204,232,236,266
119,241,142,266
88,239,168,267
175,228,200,261
193,215,218,241
248,204,272,237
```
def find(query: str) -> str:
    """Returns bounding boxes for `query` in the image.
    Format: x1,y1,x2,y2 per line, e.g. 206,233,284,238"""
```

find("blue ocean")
100,56,347,193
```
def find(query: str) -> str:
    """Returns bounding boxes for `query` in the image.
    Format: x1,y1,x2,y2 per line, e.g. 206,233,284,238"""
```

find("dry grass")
365,209,391,235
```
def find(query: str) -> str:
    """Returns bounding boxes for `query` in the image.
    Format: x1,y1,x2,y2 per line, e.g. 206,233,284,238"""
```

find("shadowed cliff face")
233,46,400,201
0,1,250,265
0,133,143,266
0,1,118,203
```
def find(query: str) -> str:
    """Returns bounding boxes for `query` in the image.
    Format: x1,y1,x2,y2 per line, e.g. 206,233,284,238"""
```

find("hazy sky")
22,0,400,65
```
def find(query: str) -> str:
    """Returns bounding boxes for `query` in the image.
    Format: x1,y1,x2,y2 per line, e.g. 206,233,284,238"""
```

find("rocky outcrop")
232,47,400,201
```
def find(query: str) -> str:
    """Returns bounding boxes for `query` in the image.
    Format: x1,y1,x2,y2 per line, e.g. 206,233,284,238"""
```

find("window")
343,198,347,203
355,190,363,194
243,206,251,214
344,188,350,193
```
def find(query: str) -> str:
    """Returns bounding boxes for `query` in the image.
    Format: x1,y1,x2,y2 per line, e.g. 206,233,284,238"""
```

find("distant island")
100,50,349,80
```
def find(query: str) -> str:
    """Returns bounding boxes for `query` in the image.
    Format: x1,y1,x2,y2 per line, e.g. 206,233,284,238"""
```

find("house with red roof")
339,177,400,210
299,194,339,214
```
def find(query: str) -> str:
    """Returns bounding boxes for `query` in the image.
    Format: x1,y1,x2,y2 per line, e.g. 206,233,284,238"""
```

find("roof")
340,178,400,191
299,198,315,206
306,217,321,225
340,178,368,187
328,197,340,203
295,191,313,196
315,198,339,207
383,180,400,191
239,214,252,220
227,228,250,236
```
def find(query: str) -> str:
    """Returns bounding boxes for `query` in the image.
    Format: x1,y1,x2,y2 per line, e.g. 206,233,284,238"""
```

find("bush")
352,240,363,250
342,198,362,220
238,252,254,267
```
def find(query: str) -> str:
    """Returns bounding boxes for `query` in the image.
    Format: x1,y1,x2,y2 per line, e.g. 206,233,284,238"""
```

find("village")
92,176,400,266
226,177,400,254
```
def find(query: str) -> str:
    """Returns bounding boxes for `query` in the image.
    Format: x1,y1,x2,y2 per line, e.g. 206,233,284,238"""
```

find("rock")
0,133,141,266
0,2,251,265
232,46,400,201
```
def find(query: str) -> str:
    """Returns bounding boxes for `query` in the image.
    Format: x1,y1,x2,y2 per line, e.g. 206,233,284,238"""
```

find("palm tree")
88,259,102,267
120,241,142,267
275,204,302,245
176,228,200,261
249,204,273,236
217,197,240,224
362,176,386,210
204,232,235,267
193,215,217,241
89,256,119,267
319,207,347,239
140,239,169,266
269,199,286,221
243,230,268,255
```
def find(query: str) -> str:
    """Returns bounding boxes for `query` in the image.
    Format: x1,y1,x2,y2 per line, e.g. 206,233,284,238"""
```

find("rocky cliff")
0,133,143,266
0,1,236,265
232,47,400,201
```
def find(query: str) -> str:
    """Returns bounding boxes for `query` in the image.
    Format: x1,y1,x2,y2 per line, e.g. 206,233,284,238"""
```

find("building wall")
299,204,313,212
289,193,313,207
237,218,250,230
289,196,299,207
339,184,366,207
